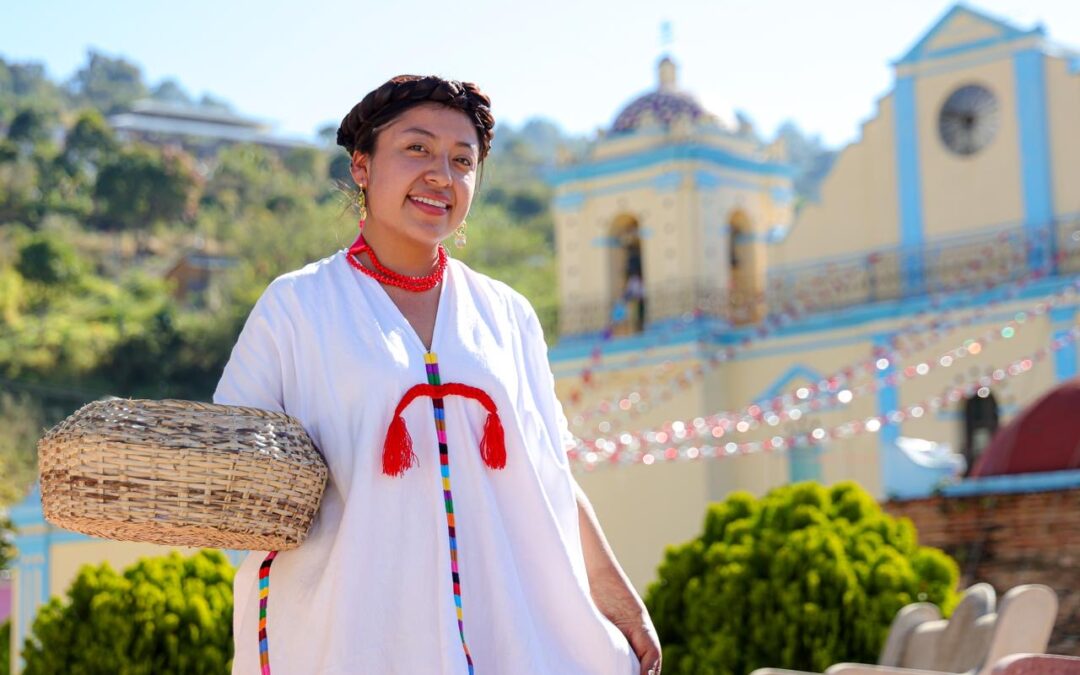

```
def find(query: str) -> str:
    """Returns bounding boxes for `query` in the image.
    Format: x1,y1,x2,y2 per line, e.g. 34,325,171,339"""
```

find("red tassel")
383,415,418,477
480,412,507,470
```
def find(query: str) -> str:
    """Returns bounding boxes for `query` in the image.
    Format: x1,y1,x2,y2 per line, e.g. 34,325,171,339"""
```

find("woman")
214,75,661,674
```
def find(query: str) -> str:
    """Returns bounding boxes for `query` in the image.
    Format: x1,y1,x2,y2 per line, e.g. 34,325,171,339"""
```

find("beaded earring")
454,222,468,249
357,188,367,227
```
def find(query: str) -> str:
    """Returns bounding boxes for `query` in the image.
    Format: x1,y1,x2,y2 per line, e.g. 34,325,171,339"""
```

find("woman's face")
351,103,480,248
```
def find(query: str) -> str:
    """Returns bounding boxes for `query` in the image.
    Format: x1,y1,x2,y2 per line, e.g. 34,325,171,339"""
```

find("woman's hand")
613,613,662,675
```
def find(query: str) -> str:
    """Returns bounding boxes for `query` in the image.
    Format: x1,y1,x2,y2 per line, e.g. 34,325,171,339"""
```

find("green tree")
6,107,54,146
62,109,117,172
0,392,44,507
1,619,10,675
15,232,84,286
0,515,15,572
150,78,192,106
65,49,147,114
0,59,66,125
646,481,959,675
93,145,201,231
21,550,235,674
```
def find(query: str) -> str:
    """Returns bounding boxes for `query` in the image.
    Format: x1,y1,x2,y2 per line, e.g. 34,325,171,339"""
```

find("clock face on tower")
938,84,1000,156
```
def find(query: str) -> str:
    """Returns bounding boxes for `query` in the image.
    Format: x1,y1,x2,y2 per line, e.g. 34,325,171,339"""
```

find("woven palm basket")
38,398,328,551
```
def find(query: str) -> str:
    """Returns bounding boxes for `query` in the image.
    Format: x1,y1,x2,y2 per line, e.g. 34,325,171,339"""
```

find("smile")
409,195,450,211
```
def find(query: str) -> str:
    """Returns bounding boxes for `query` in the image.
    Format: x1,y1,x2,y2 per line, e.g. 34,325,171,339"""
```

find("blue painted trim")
902,42,1023,81
554,171,689,209
1050,306,1077,325
10,484,44,528
769,186,795,204
896,4,1034,65
1054,327,1078,382
874,332,902,495
550,142,795,186
788,445,823,483
551,277,1080,364
907,31,1041,66
894,75,925,295
553,192,585,211
1013,48,1056,272
935,468,1080,497
708,223,790,244
765,225,790,243
693,170,763,192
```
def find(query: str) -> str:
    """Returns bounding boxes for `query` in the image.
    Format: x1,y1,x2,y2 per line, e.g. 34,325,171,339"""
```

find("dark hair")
336,75,495,161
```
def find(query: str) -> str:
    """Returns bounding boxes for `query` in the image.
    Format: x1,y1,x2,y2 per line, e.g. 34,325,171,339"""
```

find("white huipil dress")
213,249,639,675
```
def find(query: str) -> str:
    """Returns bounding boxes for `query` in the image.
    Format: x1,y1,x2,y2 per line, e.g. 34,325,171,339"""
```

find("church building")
551,3,1080,587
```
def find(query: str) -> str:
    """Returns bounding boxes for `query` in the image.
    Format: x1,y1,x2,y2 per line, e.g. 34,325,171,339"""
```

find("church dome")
611,57,708,133
970,378,1080,477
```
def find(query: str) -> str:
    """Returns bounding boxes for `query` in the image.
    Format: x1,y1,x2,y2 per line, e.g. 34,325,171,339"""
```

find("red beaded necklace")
347,231,448,293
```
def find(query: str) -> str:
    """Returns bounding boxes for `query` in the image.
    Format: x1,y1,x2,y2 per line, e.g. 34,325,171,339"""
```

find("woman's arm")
574,479,662,675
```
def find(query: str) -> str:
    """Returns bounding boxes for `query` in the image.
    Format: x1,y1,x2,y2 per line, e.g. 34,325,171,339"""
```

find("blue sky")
3,0,1079,148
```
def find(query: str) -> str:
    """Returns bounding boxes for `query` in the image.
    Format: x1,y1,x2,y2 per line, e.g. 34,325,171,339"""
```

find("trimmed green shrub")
21,549,234,674
1,620,10,675
646,481,959,675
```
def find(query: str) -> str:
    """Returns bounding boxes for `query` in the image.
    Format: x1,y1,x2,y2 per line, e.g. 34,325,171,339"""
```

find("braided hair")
336,75,495,160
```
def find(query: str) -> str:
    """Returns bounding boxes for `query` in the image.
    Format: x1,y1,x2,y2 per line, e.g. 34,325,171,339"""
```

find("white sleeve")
212,284,288,414
513,294,580,464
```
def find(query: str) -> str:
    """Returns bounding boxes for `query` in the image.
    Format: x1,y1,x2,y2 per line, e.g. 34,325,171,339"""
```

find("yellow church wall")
820,435,882,495
49,540,202,599
589,132,667,160
776,94,900,266
916,56,1025,237
706,450,790,501
924,11,1003,53
556,161,788,323
574,459,711,591
1046,56,1080,219
556,163,698,307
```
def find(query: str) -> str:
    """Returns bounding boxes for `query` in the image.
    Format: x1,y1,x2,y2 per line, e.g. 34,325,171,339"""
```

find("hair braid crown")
336,75,494,160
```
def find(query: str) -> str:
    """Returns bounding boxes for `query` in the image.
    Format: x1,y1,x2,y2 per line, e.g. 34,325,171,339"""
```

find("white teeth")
412,196,448,209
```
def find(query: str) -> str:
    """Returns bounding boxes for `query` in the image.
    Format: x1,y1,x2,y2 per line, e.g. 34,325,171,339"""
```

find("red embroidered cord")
382,382,507,477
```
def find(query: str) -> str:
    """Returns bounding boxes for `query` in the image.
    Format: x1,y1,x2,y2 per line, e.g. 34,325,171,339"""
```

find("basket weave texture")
38,398,328,551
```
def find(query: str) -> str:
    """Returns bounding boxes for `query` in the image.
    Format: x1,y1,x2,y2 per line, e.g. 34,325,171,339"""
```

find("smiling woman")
214,75,661,675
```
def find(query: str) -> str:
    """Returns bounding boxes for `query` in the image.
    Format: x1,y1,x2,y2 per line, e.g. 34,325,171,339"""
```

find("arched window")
610,215,645,332
727,209,754,324
962,388,999,475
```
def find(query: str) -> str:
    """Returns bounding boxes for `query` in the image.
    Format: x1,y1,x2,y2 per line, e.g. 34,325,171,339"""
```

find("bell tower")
552,57,795,337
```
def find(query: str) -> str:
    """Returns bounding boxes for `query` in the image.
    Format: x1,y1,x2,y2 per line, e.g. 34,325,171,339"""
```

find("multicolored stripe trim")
258,550,279,675
425,351,476,674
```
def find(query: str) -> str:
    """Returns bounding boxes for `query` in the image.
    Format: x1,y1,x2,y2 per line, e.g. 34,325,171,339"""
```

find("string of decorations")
570,274,1078,434
568,324,1080,470
567,245,1044,418
569,232,1041,401
574,281,1078,447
